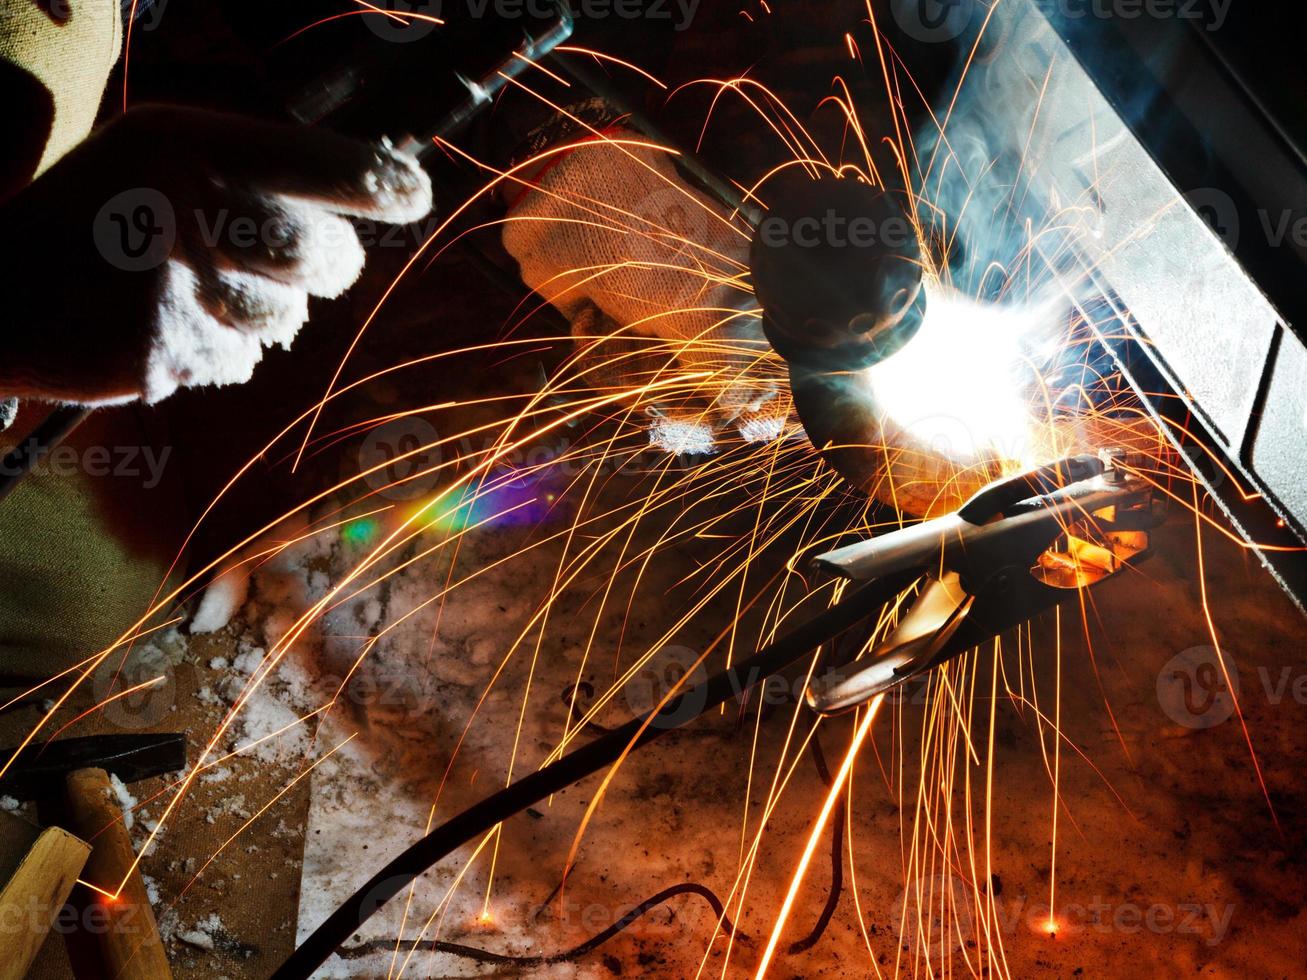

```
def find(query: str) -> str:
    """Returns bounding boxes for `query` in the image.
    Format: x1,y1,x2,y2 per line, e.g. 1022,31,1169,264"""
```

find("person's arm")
0,106,432,405
0,2,432,406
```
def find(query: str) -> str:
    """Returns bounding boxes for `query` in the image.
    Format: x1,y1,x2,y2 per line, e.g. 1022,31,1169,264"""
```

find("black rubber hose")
334,881,743,966
272,571,916,979
0,405,91,506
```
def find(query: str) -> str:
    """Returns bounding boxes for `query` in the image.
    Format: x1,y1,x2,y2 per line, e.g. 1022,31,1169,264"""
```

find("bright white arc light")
867,282,1061,467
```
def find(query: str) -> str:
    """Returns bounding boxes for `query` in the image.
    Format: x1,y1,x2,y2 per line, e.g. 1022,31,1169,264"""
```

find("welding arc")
335,882,741,965
273,570,920,979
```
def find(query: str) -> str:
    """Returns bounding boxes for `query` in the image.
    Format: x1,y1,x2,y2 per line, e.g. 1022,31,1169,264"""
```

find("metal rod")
546,49,759,225
0,405,92,506
412,6,576,157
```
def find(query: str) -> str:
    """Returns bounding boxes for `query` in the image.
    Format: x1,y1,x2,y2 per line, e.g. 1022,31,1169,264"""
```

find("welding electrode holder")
276,452,1158,977
274,562,923,979
804,450,1163,714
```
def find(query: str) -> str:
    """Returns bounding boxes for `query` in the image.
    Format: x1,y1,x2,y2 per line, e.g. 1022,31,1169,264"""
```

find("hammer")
0,733,185,979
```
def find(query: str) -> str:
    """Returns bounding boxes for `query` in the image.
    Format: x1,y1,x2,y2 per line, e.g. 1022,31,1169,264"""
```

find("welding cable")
334,881,741,966
273,570,920,979
0,405,92,506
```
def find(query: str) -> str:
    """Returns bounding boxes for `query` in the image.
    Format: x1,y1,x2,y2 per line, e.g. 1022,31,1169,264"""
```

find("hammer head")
0,734,186,801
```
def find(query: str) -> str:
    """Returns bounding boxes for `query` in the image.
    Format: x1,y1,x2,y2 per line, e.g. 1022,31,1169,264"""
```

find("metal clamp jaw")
805,449,1162,715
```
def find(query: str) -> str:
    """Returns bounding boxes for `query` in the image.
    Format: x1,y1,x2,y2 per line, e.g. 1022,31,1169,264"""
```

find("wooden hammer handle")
0,813,90,980
64,767,172,980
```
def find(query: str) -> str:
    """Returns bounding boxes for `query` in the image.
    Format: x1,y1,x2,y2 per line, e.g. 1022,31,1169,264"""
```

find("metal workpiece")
805,451,1161,714
945,0,1307,607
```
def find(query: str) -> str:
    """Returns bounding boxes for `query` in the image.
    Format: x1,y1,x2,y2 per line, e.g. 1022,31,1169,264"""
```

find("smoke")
875,0,1177,462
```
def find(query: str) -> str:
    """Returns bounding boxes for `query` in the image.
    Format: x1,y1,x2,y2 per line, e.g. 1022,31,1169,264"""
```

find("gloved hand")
502,128,783,448
0,106,433,405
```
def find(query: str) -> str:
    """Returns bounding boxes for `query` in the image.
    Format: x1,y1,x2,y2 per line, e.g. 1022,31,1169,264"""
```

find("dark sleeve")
0,60,55,204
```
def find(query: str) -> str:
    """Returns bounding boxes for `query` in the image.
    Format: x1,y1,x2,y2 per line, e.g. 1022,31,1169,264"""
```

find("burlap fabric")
0,0,123,181
0,0,180,680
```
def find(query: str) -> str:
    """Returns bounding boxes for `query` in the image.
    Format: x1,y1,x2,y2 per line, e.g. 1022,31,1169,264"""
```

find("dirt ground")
10,447,1307,980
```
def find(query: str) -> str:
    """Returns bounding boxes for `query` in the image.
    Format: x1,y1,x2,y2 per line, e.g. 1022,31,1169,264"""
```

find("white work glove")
502,129,783,449
0,106,433,405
